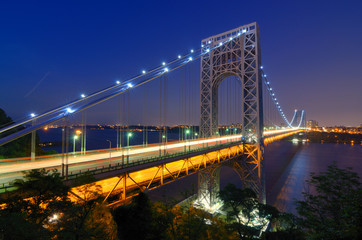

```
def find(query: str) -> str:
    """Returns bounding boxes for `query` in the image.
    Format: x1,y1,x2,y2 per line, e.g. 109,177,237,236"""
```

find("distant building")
307,120,318,128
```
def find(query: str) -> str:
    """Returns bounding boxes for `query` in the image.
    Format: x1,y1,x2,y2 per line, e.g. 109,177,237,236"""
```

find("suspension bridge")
0,22,305,211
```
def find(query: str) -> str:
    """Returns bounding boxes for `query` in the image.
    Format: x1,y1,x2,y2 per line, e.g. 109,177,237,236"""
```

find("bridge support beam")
197,166,221,213
196,143,265,211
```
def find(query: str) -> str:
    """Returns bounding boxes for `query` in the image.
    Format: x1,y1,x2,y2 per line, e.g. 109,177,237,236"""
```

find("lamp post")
73,135,78,154
127,132,132,164
106,139,111,167
185,129,190,151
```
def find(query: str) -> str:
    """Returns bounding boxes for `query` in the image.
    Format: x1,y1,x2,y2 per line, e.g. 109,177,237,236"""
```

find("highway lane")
0,129,300,185
0,135,242,184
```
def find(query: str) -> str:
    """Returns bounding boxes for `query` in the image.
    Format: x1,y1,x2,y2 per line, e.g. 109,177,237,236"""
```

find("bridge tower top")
200,22,263,144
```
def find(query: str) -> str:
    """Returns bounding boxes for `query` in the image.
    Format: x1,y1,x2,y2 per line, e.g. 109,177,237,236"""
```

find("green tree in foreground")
0,169,116,240
296,163,362,240
112,192,236,240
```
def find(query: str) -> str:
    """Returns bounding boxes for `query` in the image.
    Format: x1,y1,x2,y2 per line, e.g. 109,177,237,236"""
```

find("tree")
0,108,44,158
0,169,70,239
219,184,279,239
295,163,362,240
0,169,116,240
55,172,117,240
113,192,160,240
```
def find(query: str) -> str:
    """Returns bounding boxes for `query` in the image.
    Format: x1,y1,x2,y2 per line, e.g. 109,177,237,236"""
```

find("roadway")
0,129,299,186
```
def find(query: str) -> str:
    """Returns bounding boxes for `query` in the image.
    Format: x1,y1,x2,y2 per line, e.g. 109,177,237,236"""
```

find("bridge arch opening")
214,74,243,136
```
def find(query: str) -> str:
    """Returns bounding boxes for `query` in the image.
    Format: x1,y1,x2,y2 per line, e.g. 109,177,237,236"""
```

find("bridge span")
0,22,306,210
1,129,302,208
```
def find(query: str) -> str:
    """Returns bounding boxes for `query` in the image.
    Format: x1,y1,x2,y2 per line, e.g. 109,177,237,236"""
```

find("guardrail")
0,141,242,193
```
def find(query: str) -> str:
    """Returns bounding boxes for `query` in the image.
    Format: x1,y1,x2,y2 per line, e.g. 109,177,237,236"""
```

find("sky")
0,0,361,127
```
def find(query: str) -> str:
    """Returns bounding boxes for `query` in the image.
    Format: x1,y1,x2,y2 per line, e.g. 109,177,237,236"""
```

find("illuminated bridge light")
30,113,36,118
178,55,181,59
81,94,86,98
260,66,263,69
201,44,204,47
267,81,270,84
164,67,169,72
264,74,267,77
127,83,133,88
237,32,241,36
189,57,193,61
208,40,211,44
162,62,166,66
229,37,233,40
206,49,210,53
242,29,247,33
116,80,121,84
66,108,75,113
142,70,146,74
190,49,194,53
219,42,223,46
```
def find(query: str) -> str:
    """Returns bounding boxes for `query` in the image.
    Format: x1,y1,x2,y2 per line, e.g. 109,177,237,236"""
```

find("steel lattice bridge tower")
197,22,265,210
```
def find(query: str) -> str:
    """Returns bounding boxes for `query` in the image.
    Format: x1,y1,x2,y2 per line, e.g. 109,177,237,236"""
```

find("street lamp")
185,129,191,151
127,132,133,147
185,129,190,139
106,140,111,167
73,135,78,154
127,132,132,164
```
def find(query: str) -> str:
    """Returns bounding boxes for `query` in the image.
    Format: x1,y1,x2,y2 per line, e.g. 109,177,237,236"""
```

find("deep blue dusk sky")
1,0,361,127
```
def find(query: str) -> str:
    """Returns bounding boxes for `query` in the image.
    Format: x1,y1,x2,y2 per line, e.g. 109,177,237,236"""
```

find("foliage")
219,184,279,239
0,169,116,240
112,192,236,240
295,163,362,240
0,107,45,158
